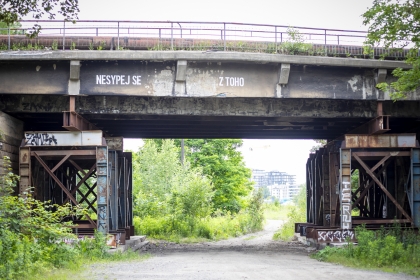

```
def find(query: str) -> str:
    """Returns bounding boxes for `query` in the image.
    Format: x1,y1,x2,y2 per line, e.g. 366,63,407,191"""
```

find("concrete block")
278,63,290,84
69,60,80,81
106,137,124,151
174,81,186,95
176,60,187,82
376,68,387,84
68,80,80,95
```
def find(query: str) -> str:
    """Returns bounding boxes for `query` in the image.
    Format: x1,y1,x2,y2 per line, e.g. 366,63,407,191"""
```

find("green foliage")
177,139,253,214
264,202,292,220
0,1,79,38
363,0,420,100
133,140,264,241
0,157,141,279
1,156,19,195
96,41,106,50
313,225,420,276
134,190,264,242
279,27,312,55
0,184,79,278
310,139,327,152
273,185,306,241
51,40,58,50
0,21,22,35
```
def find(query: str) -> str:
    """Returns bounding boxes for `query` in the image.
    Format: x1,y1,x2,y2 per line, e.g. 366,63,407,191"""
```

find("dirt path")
83,220,417,280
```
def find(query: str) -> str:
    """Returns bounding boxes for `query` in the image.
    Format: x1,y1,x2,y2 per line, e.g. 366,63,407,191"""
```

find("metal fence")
0,20,409,58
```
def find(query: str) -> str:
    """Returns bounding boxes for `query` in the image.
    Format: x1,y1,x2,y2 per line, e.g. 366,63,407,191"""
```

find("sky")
78,0,374,185
77,0,374,30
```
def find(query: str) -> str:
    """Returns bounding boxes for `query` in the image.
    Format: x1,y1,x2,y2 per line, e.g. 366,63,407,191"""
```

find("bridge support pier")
300,134,420,245
18,131,133,242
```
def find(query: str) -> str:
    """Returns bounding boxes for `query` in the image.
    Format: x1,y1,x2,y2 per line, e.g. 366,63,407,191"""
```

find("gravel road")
83,220,417,280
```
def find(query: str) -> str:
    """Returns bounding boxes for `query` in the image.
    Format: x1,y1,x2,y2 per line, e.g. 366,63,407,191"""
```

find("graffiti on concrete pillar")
25,132,58,146
341,181,352,229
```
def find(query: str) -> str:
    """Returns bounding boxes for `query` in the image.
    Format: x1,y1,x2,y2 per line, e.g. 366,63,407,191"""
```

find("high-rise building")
251,169,298,200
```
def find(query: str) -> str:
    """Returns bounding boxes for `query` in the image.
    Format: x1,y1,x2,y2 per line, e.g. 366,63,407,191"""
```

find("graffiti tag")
318,230,355,243
25,133,58,146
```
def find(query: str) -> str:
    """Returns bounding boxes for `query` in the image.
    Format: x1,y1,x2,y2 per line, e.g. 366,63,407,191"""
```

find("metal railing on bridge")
0,20,409,58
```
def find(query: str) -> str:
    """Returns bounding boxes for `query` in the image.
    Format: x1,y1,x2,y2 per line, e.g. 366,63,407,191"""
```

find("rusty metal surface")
63,111,101,131
412,149,420,227
345,134,417,148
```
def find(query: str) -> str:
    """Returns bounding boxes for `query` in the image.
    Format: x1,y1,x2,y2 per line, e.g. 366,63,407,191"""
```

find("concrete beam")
278,63,290,85
0,51,410,69
68,60,80,95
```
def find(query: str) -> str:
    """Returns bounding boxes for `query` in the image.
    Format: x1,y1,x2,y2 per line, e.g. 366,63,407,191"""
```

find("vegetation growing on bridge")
363,0,420,100
132,139,264,242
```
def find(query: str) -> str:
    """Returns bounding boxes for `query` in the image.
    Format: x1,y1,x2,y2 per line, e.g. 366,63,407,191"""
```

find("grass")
244,235,257,240
264,203,292,220
312,226,420,277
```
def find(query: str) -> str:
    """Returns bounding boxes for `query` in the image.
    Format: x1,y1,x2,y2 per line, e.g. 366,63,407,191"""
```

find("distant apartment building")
251,169,298,200
268,184,288,201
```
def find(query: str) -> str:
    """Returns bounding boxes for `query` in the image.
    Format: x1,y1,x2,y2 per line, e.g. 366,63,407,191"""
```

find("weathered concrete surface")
0,61,69,94
1,95,420,139
0,51,417,100
0,51,410,69
0,112,23,175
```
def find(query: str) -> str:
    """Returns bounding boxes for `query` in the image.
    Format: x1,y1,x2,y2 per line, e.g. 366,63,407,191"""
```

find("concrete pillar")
0,111,23,177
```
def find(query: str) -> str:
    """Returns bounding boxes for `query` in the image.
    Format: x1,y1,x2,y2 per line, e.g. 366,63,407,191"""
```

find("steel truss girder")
304,142,418,231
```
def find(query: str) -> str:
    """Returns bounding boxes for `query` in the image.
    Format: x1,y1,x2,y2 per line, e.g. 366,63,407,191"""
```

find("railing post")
96,27,98,36
171,22,173,50
337,35,340,45
117,21,120,50
324,29,327,56
63,20,66,50
7,24,10,51
275,26,277,53
223,23,226,51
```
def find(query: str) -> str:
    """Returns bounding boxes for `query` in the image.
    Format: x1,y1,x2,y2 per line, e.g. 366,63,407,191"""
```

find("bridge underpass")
1,49,420,246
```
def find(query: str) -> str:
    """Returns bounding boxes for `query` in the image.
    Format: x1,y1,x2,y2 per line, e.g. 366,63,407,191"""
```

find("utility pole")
180,139,185,166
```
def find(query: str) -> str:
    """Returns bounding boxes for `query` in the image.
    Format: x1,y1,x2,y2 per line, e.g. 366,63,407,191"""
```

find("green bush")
273,185,306,241
313,225,420,276
0,156,141,279
133,140,264,242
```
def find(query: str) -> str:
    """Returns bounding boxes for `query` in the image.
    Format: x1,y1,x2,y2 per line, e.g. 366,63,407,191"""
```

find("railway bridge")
1,21,420,245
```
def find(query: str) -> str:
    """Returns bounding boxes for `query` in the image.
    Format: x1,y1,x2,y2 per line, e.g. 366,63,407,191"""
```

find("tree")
0,0,79,37
0,21,21,35
363,0,420,100
180,139,253,213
